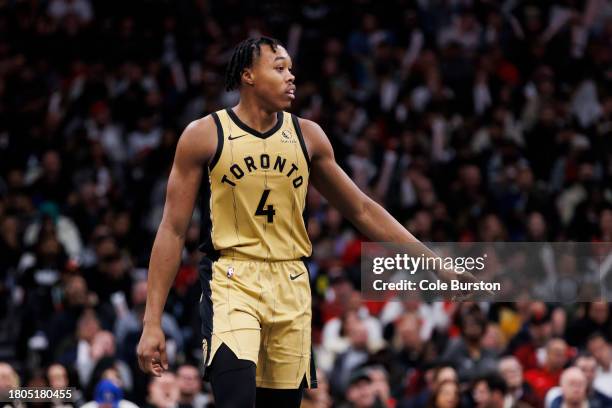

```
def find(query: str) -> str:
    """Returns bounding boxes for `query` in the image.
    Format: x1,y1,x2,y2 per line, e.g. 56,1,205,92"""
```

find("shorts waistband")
218,251,305,263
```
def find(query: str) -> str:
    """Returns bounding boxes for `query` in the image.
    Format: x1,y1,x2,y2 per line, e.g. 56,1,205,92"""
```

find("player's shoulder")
177,114,218,162
184,113,217,137
293,115,327,145
291,115,327,148
291,115,330,157
291,114,324,135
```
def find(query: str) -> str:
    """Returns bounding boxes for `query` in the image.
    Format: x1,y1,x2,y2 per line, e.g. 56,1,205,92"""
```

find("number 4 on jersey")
255,189,275,223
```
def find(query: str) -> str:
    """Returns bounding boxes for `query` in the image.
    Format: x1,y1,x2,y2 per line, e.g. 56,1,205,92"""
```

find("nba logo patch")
227,266,234,278
281,129,296,143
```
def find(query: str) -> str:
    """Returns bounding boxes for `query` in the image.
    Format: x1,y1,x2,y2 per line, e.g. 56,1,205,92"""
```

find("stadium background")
0,0,611,407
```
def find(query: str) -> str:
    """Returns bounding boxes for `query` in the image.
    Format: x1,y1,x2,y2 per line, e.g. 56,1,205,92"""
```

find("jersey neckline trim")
226,108,283,139
209,112,224,171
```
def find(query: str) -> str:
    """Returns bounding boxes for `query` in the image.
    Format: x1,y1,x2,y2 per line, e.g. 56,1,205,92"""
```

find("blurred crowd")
0,0,612,407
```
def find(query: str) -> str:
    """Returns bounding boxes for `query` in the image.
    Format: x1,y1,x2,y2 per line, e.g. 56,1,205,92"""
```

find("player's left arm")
301,118,420,244
301,118,481,291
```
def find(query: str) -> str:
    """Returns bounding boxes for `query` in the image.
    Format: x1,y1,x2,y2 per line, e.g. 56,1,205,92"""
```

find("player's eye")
275,66,284,72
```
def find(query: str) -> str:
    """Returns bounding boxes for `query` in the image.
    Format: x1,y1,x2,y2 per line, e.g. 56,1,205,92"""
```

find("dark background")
0,0,611,407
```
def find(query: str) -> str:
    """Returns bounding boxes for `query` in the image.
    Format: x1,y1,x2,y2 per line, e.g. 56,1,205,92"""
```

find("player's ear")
241,68,255,87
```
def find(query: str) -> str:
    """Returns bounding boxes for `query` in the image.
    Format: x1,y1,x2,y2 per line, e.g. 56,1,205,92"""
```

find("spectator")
546,354,612,408
47,363,69,389
24,202,82,259
471,374,511,408
82,331,133,397
549,367,589,408
498,355,541,408
302,368,333,408
47,363,85,406
339,368,385,408
368,365,395,408
441,307,498,382
81,379,138,408
17,227,69,357
72,309,101,385
426,380,461,408
380,300,450,343
565,302,612,348
524,338,570,402
114,279,183,365
481,323,507,355
47,0,93,24
573,354,612,407
391,312,429,373
0,362,19,391
46,275,95,355
398,365,458,408
28,150,71,206
507,303,554,371
586,334,612,398
330,311,381,397
84,101,126,165
322,292,383,359
145,372,181,408
176,364,211,408
0,362,24,408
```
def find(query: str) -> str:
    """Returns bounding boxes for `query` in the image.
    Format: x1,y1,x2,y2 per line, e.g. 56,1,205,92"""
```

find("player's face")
250,45,295,110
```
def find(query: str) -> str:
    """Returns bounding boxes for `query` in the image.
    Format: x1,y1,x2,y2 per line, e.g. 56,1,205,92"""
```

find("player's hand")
137,323,168,376
451,270,496,300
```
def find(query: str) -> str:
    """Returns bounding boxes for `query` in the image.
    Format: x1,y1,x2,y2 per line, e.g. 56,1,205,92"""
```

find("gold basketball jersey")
204,108,312,261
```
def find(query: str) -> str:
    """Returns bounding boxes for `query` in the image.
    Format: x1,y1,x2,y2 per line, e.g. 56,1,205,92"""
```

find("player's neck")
232,98,279,134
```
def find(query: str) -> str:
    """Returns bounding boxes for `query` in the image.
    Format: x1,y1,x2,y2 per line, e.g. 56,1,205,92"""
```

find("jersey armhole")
291,114,312,171
209,112,224,171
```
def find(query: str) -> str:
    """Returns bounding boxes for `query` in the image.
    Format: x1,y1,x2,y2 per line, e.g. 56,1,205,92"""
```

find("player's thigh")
257,261,312,389
210,259,263,364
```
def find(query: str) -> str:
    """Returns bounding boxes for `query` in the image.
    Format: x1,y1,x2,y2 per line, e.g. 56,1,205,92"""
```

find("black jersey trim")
209,112,224,171
225,108,283,139
197,173,216,257
291,114,311,170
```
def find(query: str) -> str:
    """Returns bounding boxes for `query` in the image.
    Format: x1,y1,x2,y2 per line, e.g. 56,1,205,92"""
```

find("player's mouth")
286,86,296,99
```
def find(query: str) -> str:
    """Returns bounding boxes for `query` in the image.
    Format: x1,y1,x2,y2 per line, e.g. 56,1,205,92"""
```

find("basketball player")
136,37,474,407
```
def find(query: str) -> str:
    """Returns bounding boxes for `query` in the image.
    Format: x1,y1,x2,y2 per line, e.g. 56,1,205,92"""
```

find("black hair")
224,36,281,91
586,331,607,345
458,307,487,334
574,351,595,363
473,374,507,394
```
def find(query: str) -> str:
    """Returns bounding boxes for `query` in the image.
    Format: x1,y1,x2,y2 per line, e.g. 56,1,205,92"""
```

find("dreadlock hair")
224,36,281,91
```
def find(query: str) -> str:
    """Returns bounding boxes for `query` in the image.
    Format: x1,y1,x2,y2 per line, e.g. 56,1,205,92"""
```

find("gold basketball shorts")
204,256,315,389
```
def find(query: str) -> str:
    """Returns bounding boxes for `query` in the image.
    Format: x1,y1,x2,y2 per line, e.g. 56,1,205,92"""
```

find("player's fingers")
151,362,163,377
150,349,165,376
452,290,475,302
138,350,152,373
150,350,167,373
159,343,169,370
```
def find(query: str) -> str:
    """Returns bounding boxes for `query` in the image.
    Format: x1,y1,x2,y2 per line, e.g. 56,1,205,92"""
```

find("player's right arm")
137,115,216,376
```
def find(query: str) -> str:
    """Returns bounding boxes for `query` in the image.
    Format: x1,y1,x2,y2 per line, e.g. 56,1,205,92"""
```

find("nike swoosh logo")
290,272,305,281
228,134,247,140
